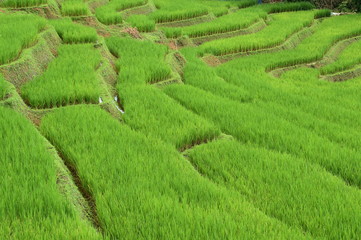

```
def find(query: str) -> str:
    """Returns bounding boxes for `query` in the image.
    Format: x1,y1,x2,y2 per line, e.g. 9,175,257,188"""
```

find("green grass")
0,107,100,239
40,104,309,239
200,11,315,55
258,1,314,13
164,84,361,187
162,7,266,38
321,39,361,75
21,44,101,108
95,0,146,25
0,0,46,7
120,85,220,149
0,75,8,100
61,0,89,16
186,139,361,239
314,9,331,18
50,19,97,43
106,37,171,86
214,14,361,129
0,14,46,65
150,0,208,23
126,15,155,32
161,2,314,39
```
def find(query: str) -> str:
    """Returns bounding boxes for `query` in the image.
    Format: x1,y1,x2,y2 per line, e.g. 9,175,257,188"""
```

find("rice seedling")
106,37,171,85
61,0,89,16
40,104,309,239
162,7,266,38
21,44,101,108
95,0,147,25
279,68,361,111
187,139,361,239
150,0,209,23
0,0,46,7
0,106,101,239
258,1,314,13
215,14,361,128
120,85,220,149
200,11,315,55
314,9,331,18
50,18,97,43
126,15,155,32
181,47,252,102
0,75,8,100
162,2,313,39
0,14,46,65
164,84,361,187
321,39,361,75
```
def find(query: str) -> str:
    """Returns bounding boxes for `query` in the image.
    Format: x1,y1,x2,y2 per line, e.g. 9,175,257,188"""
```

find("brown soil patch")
121,27,142,39
203,55,221,67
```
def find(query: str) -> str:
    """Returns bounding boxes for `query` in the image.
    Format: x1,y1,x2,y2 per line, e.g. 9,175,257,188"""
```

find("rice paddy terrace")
1,0,361,239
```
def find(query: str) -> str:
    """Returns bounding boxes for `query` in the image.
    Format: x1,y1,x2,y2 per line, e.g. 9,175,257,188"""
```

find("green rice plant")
186,139,361,239
162,2,314,39
162,8,266,38
321,39,361,75
277,67,361,113
150,0,209,23
0,0,46,7
106,37,171,85
314,9,331,19
0,107,101,239
40,104,309,239
164,84,361,187
50,19,97,43
0,75,8,100
21,44,101,108
215,14,361,128
181,47,252,102
0,14,46,65
61,0,89,16
200,11,315,55
120,85,220,149
259,1,314,13
95,0,146,25
236,0,258,8
126,15,155,32
181,47,361,150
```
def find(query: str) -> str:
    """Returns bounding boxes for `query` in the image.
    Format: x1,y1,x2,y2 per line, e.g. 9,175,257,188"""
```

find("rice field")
2,0,361,239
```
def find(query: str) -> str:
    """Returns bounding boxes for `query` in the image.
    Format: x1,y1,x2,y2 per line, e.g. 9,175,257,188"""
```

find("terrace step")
157,13,215,28
192,19,267,46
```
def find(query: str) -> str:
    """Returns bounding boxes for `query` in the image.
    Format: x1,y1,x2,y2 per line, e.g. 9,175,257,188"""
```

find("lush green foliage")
3,1,361,239
187,139,361,239
50,19,97,43
200,11,315,55
21,44,101,108
95,0,146,24
0,14,46,65
0,107,100,239
162,8,266,38
0,0,46,7
106,37,171,85
126,15,155,32
162,2,314,39
121,85,220,149
164,84,361,187
258,1,314,13
40,105,308,239
0,75,8,100
150,0,208,23
321,39,361,75
313,8,331,18
61,0,89,16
